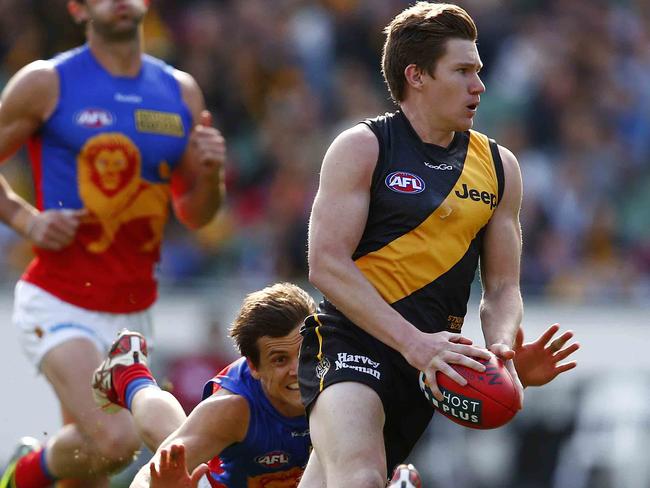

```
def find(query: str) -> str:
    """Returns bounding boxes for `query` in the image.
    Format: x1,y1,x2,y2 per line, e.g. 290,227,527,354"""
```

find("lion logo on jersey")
78,133,169,254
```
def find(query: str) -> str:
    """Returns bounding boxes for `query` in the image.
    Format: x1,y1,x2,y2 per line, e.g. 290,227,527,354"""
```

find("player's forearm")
479,284,522,347
172,171,224,229
309,252,421,354
0,176,37,237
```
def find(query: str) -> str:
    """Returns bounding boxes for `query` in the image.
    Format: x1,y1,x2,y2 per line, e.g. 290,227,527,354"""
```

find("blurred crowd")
0,0,649,303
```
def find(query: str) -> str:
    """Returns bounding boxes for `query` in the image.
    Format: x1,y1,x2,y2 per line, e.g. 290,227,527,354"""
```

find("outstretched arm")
131,392,249,488
514,324,579,387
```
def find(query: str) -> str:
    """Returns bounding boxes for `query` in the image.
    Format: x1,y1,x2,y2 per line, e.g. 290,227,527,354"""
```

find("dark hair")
381,2,478,103
229,283,316,366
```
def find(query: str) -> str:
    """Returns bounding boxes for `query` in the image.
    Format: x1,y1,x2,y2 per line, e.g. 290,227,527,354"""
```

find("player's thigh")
41,338,135,442
298,451,325,488
309,381,386,476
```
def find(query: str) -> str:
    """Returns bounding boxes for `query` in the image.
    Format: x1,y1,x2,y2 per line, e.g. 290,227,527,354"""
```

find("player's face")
83,0,147,41
251,327,304,418
421,38,485,132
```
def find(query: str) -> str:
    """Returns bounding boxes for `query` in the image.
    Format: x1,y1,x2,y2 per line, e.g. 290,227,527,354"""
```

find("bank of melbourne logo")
385,171,425,194
75,108,114,128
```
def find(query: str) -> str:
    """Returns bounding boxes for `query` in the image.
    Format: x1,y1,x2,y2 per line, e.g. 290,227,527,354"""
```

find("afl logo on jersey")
256,451,290,468
385,171,425,194
75,108,114,128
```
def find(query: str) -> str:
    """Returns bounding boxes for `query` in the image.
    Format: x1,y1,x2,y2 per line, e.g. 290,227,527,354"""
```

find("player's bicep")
480,145,523,291
0,61,58,162
158,394,249,471
308,125,378,264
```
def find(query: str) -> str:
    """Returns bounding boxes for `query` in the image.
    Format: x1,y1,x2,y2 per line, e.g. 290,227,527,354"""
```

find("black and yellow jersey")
321,110,504,334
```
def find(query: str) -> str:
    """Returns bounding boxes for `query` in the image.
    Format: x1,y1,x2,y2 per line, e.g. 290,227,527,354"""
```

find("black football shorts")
298,309,434,472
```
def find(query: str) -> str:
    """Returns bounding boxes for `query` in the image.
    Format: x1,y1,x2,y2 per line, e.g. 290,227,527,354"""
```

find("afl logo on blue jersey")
385,171,425,194
256,451,290,468
75,108,114,128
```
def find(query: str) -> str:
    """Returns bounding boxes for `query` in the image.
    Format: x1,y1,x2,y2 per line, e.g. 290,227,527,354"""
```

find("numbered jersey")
321,110,504,334
203,358,310,488
22,45,192,312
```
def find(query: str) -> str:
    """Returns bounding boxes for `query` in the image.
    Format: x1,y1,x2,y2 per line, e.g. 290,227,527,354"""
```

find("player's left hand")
513,323,579,388
187,110,226,179
149,444,209,488
488,343,524,409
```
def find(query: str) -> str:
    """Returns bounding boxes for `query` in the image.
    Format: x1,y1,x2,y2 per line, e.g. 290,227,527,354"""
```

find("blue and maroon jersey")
202,358,310,487
23,44,192,312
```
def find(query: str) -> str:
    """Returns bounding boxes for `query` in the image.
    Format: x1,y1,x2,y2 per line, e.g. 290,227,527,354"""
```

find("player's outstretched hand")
149,444,209,488
407,331,491,403
28,208,87,250
513,324,579,387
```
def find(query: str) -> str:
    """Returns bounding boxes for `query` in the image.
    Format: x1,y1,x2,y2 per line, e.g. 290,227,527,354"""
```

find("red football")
418,355,519,429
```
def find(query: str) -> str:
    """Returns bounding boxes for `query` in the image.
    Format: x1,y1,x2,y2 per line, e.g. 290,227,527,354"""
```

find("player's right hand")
27,208,87,250
187,110,226,179
403,330,492,402
513,324,579,388
149,444,209,488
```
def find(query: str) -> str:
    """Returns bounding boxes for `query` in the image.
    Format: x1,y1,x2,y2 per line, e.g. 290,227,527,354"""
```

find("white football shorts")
13,280,154,371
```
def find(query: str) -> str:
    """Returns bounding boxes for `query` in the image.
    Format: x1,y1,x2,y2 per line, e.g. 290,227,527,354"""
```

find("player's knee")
96,437,140,472
90,424,141,470
335,468,385,488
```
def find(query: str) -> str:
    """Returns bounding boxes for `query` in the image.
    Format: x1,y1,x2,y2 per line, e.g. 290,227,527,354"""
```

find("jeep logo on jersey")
455,183,497,209
256,451,290,468
75,109,114,128
385,171,425,194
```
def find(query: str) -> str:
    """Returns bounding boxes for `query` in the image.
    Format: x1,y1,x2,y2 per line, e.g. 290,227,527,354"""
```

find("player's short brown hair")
381,2,478,103
230,283,316,366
